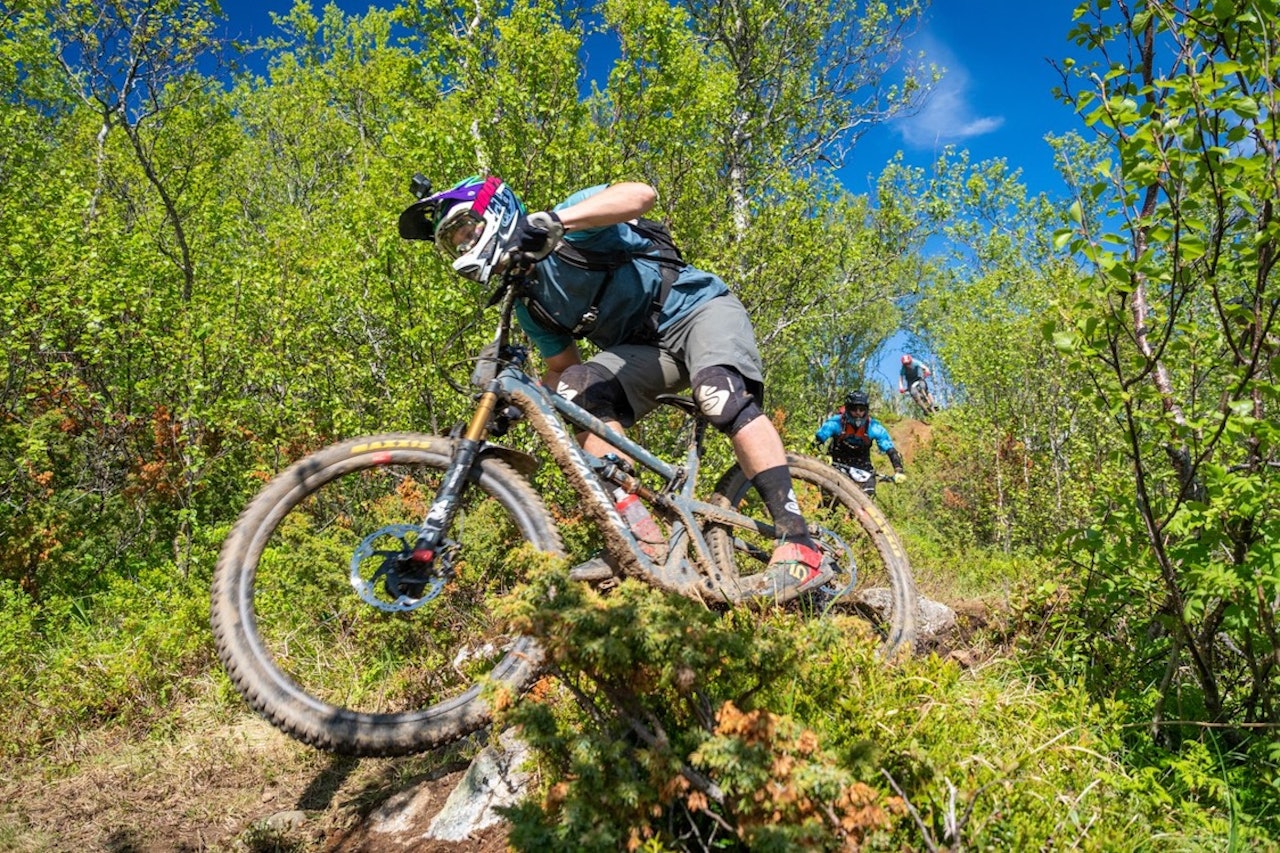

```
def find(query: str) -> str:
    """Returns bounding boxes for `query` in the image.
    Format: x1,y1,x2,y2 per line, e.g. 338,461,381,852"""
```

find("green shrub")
494,563,1267,850
1,548,218,758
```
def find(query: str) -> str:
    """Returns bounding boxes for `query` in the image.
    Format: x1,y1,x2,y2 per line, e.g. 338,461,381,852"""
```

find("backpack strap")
840,416,869,440
626,218,687,343
516,277,602,339
526,218,689,341
525,253,615,339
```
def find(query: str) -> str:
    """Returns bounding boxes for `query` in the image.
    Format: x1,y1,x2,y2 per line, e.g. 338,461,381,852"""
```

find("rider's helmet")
844,390,870,429
422,176,525,284
901,354,913,366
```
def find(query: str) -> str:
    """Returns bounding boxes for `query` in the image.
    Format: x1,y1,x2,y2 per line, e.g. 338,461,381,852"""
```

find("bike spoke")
249,460,533,715
707,454,916,649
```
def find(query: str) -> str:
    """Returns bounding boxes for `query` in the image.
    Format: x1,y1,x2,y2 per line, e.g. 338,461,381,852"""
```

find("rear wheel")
707,453,917,654
211,433,564,756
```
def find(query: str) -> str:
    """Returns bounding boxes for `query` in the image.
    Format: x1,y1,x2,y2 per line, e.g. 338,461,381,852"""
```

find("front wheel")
707,453,917,654
211,433,564,756
910,382,935,417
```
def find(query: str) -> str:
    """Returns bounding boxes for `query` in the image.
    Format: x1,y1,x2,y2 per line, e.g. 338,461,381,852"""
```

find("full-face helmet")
901,354,913,366
417,176,525,283
844,390,870,429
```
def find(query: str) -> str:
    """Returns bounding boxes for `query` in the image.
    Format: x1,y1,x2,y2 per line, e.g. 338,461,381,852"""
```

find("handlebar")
830,462,899,484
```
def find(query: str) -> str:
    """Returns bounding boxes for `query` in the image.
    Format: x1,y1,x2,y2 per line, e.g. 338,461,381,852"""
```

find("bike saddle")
654,394,699,416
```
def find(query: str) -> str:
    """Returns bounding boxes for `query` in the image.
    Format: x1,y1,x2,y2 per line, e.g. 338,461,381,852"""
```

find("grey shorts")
587,293,765,425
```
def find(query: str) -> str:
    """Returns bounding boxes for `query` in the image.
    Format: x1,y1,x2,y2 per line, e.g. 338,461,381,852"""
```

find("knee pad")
691,365,762,436
556,362,630,423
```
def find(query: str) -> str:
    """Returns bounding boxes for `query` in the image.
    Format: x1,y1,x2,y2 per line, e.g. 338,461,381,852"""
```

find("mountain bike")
908,379,936,418
830,461,898,500
211,268,917,758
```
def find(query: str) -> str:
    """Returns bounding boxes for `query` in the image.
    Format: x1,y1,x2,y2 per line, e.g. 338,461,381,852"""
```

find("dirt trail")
1,715,506,852
889,418,932,466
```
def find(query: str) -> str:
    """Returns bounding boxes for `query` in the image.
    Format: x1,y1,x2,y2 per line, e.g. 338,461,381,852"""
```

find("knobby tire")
210,433,564,756
708,452,917,654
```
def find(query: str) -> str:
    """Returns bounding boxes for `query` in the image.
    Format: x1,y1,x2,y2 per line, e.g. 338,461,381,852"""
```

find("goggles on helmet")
419,175,524,284
435,205,485,260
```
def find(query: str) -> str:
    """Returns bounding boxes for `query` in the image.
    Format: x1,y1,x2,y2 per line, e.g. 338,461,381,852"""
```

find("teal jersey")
515,185,728,357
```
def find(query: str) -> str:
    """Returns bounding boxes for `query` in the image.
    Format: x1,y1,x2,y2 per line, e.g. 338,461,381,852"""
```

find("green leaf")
1228,398,1254,417
1232,96,1259,118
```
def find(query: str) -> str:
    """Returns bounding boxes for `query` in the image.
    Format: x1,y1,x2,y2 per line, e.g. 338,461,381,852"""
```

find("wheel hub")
350,524,450,612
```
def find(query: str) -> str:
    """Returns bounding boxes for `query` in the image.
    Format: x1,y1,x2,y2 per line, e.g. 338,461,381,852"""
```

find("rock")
915,595,957,639
367,782,441,839
423,729,532,842
854,587,957,642
363,729,533,848
264,810,308,832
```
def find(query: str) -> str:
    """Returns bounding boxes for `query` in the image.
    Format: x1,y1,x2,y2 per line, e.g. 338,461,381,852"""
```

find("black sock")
751,465,815,546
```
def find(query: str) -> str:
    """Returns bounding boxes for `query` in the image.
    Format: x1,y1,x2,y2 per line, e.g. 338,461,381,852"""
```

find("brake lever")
487,253,538,306
505,250,538,278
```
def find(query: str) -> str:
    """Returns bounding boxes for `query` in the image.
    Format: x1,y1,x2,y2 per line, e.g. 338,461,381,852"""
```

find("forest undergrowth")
2,443,1272,850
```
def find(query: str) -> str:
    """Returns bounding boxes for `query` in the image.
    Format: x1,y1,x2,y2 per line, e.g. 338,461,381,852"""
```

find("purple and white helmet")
424,176,525,284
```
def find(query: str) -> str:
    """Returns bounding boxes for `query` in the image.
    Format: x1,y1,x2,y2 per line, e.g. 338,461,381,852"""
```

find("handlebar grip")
503,249,539,276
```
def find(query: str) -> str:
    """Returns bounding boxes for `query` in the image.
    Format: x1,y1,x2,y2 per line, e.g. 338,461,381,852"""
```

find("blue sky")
853,0,1082,200
218,0,1086,397
838,1,1084,394
219,0,1083,201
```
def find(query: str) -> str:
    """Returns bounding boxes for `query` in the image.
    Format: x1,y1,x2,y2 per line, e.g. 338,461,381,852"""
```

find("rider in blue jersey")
814,391,905,495
897,354,932,395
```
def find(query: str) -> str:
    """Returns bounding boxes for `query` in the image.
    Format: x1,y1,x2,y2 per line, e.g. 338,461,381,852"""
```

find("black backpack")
521,218,688,342
552,217,685,273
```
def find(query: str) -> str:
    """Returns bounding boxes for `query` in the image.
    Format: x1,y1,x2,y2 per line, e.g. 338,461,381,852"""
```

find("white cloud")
894,34,1004,149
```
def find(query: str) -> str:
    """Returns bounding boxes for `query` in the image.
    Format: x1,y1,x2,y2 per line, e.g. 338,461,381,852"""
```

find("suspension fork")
411,387,501,555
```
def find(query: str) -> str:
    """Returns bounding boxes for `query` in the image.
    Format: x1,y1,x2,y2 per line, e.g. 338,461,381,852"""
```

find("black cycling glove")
511,210,564,260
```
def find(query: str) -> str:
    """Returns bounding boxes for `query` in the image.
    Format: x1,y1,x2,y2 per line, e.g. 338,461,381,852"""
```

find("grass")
0,699,496,851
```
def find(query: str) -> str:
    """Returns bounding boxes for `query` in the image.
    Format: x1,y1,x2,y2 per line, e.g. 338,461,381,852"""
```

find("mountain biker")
400,175,835,602
813,391,905,492
897,354,932,398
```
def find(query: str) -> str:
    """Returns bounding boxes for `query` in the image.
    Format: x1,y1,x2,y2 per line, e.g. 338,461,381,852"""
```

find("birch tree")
1053,0,1280,735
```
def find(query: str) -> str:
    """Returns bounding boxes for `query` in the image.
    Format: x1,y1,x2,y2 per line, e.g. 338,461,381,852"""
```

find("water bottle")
612,489,665,560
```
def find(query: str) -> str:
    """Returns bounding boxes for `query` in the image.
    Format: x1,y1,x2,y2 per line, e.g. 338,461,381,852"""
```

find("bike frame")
419,281,771,604
831,460,895,500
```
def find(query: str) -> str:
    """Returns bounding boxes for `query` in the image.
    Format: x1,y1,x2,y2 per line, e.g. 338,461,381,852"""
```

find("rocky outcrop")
853,586,957,643
362,729,531,850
